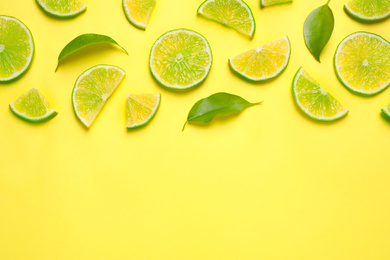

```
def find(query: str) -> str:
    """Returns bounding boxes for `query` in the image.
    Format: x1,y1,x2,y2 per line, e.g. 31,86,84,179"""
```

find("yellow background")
1,0,390,259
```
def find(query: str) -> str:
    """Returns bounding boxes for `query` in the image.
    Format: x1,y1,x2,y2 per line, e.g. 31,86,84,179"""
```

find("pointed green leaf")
55,33,128,71
304,1,334,62
183,92,262,131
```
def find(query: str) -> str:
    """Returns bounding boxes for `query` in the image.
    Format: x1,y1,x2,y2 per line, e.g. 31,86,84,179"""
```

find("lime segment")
382,103,390,120
0,16,34,82
293,67,348,122
123,0,156,30
345,0,390,22
229,36,291,82
72,65,125,128
261,0,292,8
10,88,57,123
36,0,86,18
149,29,212,90
334,32,390,96
197,0,256,38
126,93,160,129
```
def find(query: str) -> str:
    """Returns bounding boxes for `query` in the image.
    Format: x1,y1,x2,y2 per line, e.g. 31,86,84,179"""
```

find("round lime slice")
126,93,160,129
334,32,390,96
36,0,86,18
10,88,57,123
229,36,291,82
72,65,126,128
197,0,256,38
345,0,390,23
123,0,156,30
293,67,348,122
149,29,212,90
0,16,34,82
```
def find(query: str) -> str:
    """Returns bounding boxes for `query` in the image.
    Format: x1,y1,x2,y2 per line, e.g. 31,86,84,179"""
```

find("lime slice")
292,67,348,122
149,29,212,90
382,102,390,120
126,93,160,129
334,32,390,96
72,65,125,128
36,0,86,18
197,0,256,38
345,0,390,22
0,16,34,82
260,0,292,8
123,0,156,30
229,36,291,82
10,88,57,123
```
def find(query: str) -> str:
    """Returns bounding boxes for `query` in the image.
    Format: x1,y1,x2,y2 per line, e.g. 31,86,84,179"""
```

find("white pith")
37,0,86,17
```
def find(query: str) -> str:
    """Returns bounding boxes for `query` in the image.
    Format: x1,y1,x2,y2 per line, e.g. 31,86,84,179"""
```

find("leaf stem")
326,0,330,5
182,121,187,131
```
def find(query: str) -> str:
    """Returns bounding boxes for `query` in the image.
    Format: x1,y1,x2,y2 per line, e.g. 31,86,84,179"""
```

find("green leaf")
304,1,334,62
55,33,128,71
183,92,262,131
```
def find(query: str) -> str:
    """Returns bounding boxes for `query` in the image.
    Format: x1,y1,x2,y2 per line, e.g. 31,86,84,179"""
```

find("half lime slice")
36,0,86,18
345,0,390,23
197,0,256,38
123,0,156,30
260,0,292,8
334,32,390,96
149,29,212,90
293,67,348,122
229,36,291,82
0,16,34,82
72,65,125,128
126,93,160,129
10,88,57,123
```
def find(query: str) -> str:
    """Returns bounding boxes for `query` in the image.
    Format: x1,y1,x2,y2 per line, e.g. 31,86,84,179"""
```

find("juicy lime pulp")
72,65,125,128
0,16,34,82
149,29,212,90
345,0,390,22
197,0,256,38
123,0,156,30
260,0,293,8
334,32,390,96
10,88,57,123
292,67,348,122
229,36,291,82
36,0,86,17
126,93,160,129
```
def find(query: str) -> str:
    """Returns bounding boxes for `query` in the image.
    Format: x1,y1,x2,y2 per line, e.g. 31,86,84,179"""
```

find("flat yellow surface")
1,1,390,259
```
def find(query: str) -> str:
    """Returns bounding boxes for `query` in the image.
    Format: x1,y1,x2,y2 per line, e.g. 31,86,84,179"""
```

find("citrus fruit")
334,32,390,96
292,67,348,122
197,0,256,38
9,88,57,123
344,0,390,23
123,0,156,30
260,0,292,8
229,36,291,82
36,0,86,18
0,16,34,82
72,65,125,128
126,93,160,129
381,102,390,120
149,29,212,90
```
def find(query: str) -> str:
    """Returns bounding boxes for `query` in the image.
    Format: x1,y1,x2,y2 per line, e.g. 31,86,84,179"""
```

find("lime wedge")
123,0,156,30
334,32,390,96
345,0,390,22
36,0,86,18
229,36,291,82
72,65,125,128
197,0,256,38
126,93,160,129
382,102,390,120
260,0,292,8
149,29,212,90
293,67,348,122
0,16,34,82
10,88,57,123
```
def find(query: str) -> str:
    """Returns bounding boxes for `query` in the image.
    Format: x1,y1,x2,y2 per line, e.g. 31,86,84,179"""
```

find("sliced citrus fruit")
260,0,292,8
149,29,212,90
0,16,34,82
197,0,256,38
334,32,390,96
9,88,57,123
72,65,125,128
344,0,390,23
123,0,156,30
36,0,86,18
126,93,160,129
229,36,291,82
292,67,348,122
381,102,390,120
